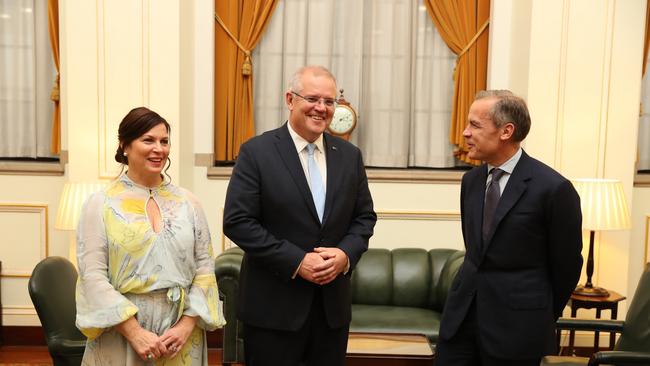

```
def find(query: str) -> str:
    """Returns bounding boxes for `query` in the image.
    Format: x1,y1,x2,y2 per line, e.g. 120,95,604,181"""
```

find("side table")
566,290,625,354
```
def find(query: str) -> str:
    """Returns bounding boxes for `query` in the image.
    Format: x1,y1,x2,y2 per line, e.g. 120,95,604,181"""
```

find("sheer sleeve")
182,191,226,331
75,192,138,340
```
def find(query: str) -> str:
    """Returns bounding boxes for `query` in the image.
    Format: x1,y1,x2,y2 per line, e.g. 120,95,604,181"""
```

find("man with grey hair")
224,65,376,366
436,90,583,365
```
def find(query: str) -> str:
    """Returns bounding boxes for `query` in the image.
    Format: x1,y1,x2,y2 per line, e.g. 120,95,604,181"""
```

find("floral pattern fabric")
75,174,225,365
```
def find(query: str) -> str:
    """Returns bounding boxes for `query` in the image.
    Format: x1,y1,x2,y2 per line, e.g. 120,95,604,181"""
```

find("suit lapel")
322,134,341,225
274,124,320,223
482,151,532,252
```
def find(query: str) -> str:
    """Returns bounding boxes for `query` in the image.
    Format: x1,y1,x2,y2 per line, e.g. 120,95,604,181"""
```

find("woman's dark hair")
114,107,172,181
114,107,170,164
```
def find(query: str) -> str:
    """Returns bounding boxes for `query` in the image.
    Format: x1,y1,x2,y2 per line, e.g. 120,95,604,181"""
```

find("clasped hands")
298,247,348,285
116,315,197,362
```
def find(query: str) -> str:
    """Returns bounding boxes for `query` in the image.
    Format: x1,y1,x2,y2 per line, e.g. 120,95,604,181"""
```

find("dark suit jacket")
439,150,583,359
223,124,376,331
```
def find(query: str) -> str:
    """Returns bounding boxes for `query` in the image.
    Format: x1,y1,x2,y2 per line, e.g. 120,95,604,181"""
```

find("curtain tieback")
50,74,60,102
214,12,252,76
453,19,490,80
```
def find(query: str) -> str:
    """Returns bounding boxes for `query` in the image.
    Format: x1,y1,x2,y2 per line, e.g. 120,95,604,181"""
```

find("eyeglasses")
291,91,336,108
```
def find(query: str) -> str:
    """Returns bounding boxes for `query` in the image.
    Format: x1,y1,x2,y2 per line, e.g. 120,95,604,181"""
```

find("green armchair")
214,247,464,364
541,263,650,366
28,256,86,366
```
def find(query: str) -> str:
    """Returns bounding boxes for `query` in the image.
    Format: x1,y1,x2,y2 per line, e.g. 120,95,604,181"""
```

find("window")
0,0,56,159
252,0,461,168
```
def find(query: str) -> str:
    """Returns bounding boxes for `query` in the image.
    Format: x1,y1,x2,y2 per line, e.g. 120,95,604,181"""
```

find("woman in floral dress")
76,107,225,365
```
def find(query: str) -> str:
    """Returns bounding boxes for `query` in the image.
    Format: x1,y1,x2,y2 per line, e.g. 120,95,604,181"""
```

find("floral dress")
75,174,225,365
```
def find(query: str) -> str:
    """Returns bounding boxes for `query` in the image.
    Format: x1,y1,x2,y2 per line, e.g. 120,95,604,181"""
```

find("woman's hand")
160,315,198,359
116,317,167,361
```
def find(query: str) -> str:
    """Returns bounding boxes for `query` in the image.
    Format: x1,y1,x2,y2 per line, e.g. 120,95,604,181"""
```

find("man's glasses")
291,91,336,108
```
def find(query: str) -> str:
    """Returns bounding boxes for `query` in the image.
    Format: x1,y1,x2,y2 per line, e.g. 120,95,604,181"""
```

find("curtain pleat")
424,0,490,165
48,0,60,155
214,0,278,162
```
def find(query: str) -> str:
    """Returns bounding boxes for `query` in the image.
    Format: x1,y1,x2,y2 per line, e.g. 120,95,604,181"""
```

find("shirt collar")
287,121,325,154
487,147,522,175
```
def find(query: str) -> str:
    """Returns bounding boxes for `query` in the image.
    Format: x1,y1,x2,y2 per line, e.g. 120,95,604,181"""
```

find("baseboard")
1,326,46,346
0,326,224,348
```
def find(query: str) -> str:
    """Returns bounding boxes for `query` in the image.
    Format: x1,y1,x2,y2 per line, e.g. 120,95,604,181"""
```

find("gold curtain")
47,0,60,155
214,0,278,162
424,0,490,165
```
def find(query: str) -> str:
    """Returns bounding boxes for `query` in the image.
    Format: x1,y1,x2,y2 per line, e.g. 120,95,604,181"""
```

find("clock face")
329,105,356,134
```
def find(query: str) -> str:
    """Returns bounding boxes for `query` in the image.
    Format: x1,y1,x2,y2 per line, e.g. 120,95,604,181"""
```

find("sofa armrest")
589,351,650,365
434,250,464,310
214,247,244,364
555,318,625,333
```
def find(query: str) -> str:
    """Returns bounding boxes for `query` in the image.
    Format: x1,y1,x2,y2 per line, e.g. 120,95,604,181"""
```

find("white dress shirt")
287,121,327,192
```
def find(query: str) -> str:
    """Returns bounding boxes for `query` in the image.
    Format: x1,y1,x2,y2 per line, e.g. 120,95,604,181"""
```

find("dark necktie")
482,168,505,242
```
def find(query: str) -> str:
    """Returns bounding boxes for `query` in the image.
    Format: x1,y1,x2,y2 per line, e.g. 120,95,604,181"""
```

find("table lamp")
55,182,106,264
571,178,630,297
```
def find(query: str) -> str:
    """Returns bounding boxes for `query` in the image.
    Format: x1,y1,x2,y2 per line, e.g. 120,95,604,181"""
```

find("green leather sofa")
214,247,464,364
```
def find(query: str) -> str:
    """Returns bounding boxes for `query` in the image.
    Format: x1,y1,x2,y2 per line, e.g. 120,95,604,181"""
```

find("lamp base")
573,285,609,297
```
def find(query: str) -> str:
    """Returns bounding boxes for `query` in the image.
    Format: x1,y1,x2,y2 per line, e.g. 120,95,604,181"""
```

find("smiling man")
223,66,376,366
435,90,583,366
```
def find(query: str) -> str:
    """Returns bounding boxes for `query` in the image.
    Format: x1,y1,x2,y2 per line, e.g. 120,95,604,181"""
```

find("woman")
75,107,225,365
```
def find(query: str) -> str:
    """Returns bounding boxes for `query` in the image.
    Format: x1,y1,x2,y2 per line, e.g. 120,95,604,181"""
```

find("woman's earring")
123,152,127,156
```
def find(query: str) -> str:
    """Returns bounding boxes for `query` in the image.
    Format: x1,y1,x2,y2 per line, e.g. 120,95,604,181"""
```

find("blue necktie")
306,143,325,222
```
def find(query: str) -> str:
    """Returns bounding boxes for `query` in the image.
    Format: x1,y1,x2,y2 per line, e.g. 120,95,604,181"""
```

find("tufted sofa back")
350,248,464,311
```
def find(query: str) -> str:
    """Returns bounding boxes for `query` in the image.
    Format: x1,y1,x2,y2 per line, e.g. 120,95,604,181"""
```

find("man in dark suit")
223,65,376,366
435,90,583,366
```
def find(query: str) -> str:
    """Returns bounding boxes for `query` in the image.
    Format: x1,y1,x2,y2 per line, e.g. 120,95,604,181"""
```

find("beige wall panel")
0,205,47,277
599,0,646,299
0,176,67,259
371,213,463,251
3,276,40,326
61,0,100,182
630,188,650,305
149,0,180,182
487,0,533,97
99,0,145,178
558,0,608,177
369,183,460,211
524,0,565,167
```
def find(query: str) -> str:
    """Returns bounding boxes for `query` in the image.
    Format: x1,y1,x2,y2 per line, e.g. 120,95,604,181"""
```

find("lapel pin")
332,146,338,151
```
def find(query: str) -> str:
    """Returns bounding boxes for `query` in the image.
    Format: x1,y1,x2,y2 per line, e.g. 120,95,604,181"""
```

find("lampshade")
55,182,106,231
571,178,631,231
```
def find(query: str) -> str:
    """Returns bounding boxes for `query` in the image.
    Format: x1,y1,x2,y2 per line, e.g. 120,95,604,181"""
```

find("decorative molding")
0,160,65,176
366,169,464,184
642,214,650,265
633,172,650,187
97,0,110,178
554,0,570,171
2,305,37,316
0,204,49,277
207,166,233,180
142,0,150,106
208,165,465,184
376,210,460,221
596,0,616,178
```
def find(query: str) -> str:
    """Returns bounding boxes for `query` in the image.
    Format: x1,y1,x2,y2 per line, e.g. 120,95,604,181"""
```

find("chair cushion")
350,304,442,343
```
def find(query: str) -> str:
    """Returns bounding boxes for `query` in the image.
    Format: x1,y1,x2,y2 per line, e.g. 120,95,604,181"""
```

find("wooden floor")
0,346,230,365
